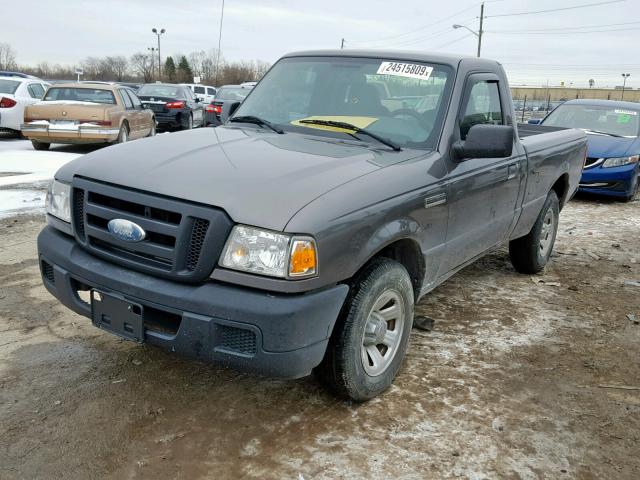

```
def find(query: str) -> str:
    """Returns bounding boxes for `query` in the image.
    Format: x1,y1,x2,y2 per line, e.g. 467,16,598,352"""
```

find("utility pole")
341,38,345,49
477,2,484,58
621,73,630,100
147,47,156,80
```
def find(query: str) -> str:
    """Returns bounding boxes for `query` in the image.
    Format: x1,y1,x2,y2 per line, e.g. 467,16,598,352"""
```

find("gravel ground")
0,195,639,480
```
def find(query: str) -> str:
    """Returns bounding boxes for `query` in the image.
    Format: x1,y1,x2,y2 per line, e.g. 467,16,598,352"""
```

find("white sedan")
0,76,50,134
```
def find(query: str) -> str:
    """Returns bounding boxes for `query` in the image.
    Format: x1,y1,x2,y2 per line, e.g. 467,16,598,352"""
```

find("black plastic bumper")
38,226,348,378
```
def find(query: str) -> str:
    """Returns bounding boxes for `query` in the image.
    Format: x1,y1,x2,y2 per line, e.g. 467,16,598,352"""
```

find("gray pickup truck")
38,50,587,400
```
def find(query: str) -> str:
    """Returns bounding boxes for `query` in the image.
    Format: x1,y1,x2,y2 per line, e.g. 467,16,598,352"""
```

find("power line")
488,20,640,32
487,26,637,35
486,0,624,18
433,32,475,50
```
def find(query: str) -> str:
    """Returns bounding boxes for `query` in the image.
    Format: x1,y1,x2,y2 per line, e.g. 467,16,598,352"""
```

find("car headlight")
602,155,639,168
46,180,71,223
220,225,317,278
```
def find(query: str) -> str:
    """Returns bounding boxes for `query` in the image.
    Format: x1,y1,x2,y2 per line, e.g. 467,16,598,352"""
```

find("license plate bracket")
91,290,144,343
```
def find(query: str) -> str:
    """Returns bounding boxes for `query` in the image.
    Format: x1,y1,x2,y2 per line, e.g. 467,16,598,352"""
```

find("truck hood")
56,126,420,231
585,133,639,159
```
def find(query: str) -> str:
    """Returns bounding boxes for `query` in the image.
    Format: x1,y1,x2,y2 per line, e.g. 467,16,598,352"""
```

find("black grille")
219,325,257,355
73,189,85,241
186,219,210,271
71,178,233,282
41,260,55,284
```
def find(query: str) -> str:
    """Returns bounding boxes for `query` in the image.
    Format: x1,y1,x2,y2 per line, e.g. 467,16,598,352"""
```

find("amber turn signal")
289,239,317,277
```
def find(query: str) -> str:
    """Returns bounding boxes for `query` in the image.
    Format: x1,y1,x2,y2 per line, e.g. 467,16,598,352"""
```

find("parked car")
529,99,639,201
0,71,40,79
37,50,586,401
0,75,50,134
183,83,217,104
116,82,142,92
204,84,252,126
21,82,155,150
137,83,204,130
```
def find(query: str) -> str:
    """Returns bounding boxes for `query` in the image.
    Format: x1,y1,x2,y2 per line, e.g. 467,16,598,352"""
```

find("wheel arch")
551,173,570,210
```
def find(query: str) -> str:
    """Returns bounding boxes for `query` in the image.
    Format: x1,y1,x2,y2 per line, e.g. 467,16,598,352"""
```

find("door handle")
507,164,518,180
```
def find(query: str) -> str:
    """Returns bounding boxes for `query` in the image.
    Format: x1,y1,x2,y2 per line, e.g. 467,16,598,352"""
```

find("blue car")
530,99,639,201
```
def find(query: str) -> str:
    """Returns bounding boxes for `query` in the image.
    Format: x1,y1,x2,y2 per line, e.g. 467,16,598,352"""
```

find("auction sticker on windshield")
377,62,433,80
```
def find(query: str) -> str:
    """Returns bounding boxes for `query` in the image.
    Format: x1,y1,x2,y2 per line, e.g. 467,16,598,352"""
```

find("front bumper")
579,163,638,197
38,226,348,378
21,122,120,142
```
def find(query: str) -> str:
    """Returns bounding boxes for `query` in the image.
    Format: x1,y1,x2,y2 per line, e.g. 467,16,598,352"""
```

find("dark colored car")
38,50,586,401
137,83,205,130
530,99,640,201
204,84,252,126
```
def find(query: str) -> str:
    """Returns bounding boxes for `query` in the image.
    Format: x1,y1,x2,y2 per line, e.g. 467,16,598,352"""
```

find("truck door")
440,73,523,274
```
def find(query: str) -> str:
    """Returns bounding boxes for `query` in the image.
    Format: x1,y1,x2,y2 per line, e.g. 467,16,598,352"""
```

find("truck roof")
281,49,502,69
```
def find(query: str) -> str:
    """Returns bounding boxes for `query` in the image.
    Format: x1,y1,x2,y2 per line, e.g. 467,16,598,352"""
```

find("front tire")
31,140,50,151
316,258,414,402
623,169,638,202
509,190,560,274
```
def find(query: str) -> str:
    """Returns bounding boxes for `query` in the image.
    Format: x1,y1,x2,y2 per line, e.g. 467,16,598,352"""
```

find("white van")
183,84,217,104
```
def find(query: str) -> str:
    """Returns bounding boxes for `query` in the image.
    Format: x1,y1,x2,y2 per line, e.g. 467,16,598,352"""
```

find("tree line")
0,43,270,86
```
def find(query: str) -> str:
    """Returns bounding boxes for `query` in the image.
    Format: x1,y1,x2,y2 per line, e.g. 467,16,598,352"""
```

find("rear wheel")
31,140,50,151
315,258,414,401
184,114,193,130
113,124,128,144
509,190,560,274
147,121,156,137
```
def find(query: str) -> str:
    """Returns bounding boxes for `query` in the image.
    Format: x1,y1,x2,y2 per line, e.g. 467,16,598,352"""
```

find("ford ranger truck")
38,50,587,401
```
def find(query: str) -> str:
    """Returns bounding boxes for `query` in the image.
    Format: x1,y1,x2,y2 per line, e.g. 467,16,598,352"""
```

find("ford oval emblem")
107,219,146,243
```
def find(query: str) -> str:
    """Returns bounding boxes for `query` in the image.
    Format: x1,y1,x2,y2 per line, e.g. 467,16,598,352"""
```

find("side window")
194,86,205,94
460,80,503,139
126,90,142,109
119,89,133,109
207,87,216,95
27,83,45,99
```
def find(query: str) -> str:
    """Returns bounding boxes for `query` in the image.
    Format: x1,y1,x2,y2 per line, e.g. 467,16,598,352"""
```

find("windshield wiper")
229,115,284,134
298,119,402,151
582,128,624,138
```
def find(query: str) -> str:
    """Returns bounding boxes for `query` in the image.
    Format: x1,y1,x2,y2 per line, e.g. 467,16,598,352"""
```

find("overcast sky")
3,0,639,88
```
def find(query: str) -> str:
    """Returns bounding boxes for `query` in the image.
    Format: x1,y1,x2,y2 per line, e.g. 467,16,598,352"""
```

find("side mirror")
194,97,201,103
527,118,542,125
453,124,514,160
221,101,241,123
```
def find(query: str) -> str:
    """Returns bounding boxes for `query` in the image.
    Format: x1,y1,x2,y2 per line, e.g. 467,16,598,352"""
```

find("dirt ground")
1,195,639,480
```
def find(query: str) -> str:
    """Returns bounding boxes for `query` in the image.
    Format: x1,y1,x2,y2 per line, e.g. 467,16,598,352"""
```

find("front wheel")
315,258,414,402
509,190,560,274
623,169,638,202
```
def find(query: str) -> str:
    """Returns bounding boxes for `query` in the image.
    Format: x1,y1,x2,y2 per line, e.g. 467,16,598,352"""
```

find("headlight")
220,225,317,278
46,180,71,223
602,155,639,168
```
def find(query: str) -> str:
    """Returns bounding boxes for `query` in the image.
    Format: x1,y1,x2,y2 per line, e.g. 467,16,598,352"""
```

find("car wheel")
315,258,414,402
113,124,128,144
623,168,638,202
509,190,560,274
184,114,193,130
147,122,156,137
31,140,50,151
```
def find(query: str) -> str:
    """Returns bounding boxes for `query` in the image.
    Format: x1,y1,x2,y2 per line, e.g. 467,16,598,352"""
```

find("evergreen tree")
164,56,176,82
177,56,193,83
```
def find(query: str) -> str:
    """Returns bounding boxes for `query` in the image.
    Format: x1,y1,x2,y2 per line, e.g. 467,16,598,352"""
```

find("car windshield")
137,85,182,97
0,79,20,94
543,104,640,138
232,56,453,149
43,88,116,104
217,87,250,101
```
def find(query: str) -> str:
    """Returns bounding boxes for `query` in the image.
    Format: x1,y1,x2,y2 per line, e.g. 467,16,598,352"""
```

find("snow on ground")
0,138,86,218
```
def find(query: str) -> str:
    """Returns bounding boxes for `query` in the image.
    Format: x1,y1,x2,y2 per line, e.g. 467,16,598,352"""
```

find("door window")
27,83,45,99
119,89,133,109
193,86,205,94
126,90,142,109
207,87,216,95
460,80,503,139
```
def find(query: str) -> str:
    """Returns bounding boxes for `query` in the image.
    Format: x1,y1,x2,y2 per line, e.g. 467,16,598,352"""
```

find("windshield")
232,56,453,149
43,88,116,104
217,87,251,101
0,79,20,94
137,85,182,98
543,104,640,138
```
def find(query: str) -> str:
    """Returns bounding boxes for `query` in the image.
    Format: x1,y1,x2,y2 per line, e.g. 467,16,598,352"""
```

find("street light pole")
152,28,165,80
453,2,484,58
621,73,630,100
215,0,225,86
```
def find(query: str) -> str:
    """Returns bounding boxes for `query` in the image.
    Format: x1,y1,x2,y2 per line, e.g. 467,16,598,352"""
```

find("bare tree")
0,42,17,70
106,56,128,81
130,52,154,83
588,78,595,88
